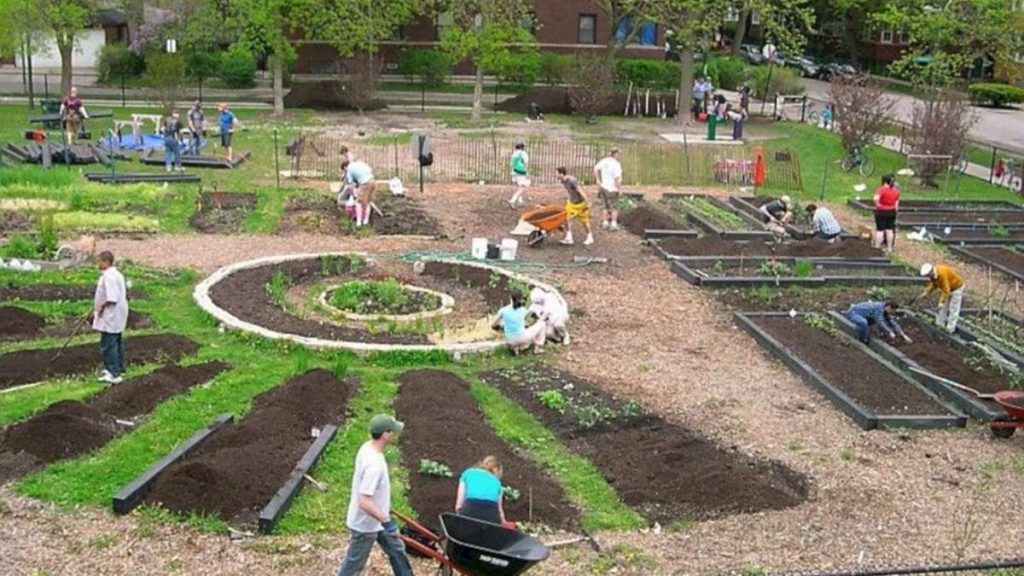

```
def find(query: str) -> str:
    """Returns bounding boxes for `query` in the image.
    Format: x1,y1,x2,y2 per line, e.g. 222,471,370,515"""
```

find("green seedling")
418,459,453,478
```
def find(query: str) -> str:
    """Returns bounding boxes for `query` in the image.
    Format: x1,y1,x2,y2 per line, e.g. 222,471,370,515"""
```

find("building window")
614,18,657,46
750,10,761,25
578,14,597,44
725,7,739,22
880,26,894,44
435,12,454,41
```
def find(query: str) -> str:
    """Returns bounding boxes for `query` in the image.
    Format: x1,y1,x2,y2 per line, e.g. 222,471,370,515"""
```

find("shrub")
570,55,615,120
143,53,185,113
707,57,747,91
220,47,257,88
829,76,896,153
967,83,1024,108
615,58,679,90
492,51,541,89
186,50,222,81
97,44,145,83
539,53,574,86
747,65,804,100
36,215,58,258
397,49,451,88
1,235,38,259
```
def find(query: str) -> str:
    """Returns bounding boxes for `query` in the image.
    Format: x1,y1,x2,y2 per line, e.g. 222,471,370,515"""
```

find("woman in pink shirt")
873,173,900,254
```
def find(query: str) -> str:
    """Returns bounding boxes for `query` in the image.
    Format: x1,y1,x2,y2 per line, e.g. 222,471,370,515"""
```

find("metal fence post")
121,74,126,108
820,151,829,200
990,146,998,183
273,129,280,190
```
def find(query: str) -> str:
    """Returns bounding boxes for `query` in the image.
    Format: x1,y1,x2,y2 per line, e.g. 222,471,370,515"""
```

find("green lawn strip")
274,368,410,534
242,185,292,234
460,371,645,532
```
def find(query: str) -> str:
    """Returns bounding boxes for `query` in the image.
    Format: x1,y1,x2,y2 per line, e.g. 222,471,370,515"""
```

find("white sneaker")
562,333,571,345
583,234,594,245
609,222,620,231
560,236,574,245
508,199,517,209
108,375,123,385
98,370,112,382
601,221,610,229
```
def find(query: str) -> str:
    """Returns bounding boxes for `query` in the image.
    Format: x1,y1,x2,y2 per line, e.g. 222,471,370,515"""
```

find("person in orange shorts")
555,166,594,246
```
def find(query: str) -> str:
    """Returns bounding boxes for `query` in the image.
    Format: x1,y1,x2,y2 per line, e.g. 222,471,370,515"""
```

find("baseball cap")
370,414,404,435
780,195,791,206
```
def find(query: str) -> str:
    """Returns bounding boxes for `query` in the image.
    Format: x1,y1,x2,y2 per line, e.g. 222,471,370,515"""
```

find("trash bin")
41,99,61,129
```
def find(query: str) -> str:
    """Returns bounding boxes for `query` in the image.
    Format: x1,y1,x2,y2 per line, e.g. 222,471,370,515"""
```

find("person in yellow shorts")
556,166,594,246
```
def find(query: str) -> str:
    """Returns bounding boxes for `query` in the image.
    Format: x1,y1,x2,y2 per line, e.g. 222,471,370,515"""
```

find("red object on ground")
995,390,1024,420
753,147,767,187
502,521,518,530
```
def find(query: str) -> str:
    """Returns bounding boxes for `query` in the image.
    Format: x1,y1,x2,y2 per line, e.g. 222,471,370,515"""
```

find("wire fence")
285,132,804,191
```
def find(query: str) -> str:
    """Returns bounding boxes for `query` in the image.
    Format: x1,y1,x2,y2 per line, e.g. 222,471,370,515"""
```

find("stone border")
193,252,568,354
317,283,454,323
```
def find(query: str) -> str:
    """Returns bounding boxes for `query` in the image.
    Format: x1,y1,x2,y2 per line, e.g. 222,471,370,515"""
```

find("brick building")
294,1,668,75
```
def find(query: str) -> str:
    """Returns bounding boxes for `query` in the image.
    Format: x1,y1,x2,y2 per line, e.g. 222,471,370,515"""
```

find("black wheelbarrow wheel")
527,230,545,247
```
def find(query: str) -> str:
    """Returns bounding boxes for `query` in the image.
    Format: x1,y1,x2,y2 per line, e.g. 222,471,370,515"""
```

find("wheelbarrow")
394,511,549,576
989,390,1024,439
518,205,568,247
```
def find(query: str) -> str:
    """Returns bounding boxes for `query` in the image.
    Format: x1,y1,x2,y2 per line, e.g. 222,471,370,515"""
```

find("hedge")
967,83,1024,108
539,53,574,86
220,47,257,89
97,44,145,83
705,56,746,91
397,49,451,87
615,59,679,90
747,65,804,100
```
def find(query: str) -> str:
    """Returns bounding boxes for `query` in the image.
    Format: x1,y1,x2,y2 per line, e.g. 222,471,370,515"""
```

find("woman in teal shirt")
455,455,508,526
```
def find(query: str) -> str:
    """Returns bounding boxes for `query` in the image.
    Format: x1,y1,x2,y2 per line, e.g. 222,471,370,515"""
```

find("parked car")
789,56,820,77
739,44,764,65
816,63,859,82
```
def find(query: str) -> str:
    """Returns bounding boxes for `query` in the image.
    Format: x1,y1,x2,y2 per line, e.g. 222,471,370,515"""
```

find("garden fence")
285,132,804,191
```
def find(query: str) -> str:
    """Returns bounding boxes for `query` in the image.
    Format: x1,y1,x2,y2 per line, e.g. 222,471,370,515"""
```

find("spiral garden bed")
195,253,566,353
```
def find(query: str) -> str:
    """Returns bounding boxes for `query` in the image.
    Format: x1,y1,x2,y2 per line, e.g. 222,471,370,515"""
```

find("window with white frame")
750,10,761,25
725,7,739,21
579,14,597,44
880,26,894,44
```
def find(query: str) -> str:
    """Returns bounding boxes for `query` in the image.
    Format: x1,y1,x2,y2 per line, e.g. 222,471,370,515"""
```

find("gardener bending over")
455,455,512,528
492,291,546,355
529,287,570,345
913,263,965,334
759,195,793,237
805,204,842,242
844,300,912,345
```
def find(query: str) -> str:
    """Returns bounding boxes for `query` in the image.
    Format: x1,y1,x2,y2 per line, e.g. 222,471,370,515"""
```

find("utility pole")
26,33,35,108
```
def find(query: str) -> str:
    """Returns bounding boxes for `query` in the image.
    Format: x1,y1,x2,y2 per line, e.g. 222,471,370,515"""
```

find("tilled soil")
691,263,913,279
892,316,1019,394
899,211,1024,225
0,283,146,301
657,236,882,258
189,192,258,234
276,196,342,235
939,229,1024,242
275,193,442,237
715,285,922,313
372,194,443,237
619,205,688,237
395,369,577,530
752,315,951,415
0,334,198,390
481,365,808,523
0,210,34,234
963,246,1024,275
899,200,1023,210
0,362,228,482
144,369,354,525
0,306,47,338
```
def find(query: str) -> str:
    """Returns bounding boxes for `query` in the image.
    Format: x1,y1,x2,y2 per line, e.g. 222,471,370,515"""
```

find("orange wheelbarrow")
519,205,568,247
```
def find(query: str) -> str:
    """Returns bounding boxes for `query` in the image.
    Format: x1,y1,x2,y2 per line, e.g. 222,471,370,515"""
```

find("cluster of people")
492,287,570,355
758,195,842,242
160,101,239,171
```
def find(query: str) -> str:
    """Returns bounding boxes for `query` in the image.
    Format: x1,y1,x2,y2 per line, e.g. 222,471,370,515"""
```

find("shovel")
49,311,93,364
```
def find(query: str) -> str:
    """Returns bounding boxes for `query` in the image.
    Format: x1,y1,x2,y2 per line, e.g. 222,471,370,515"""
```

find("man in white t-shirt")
593,148,623,230
93,251,129,385
337,414,413,576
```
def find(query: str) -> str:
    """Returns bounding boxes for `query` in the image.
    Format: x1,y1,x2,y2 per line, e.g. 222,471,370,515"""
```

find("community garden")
2,96,1024,576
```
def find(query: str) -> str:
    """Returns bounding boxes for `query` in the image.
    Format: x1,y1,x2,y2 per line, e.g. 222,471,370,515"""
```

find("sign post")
411,134,433,194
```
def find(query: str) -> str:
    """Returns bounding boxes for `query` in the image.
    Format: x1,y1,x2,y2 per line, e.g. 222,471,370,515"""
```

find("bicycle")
840,145,875,177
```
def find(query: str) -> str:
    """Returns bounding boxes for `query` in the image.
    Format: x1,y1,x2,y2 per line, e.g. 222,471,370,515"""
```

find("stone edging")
317,283,455,323
193,252,567,354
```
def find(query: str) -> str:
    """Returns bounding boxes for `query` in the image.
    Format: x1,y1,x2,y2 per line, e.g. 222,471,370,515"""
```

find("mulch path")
189,192,258,234
481,365,808,523
0,334,198,390
395,369,577,530
144,369,354,526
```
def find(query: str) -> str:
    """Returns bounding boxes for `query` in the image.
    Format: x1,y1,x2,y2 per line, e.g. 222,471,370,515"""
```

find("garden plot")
957,309,1024,366
661,194,772,240
275,193,441,237
714,285,922,314
735,312,966,430
897,211,1024,228
730,196,855,239
0,362,228,482
651,236,883,261
933,228,1024,245
947,245,1024,282
0,334,197,391
0,282,145,301
848,198,1024,213
141,369,353,527
0,306,151,341
481,365,808,524
672,260,919,288
0,211,35,234
189,192,257,234
618,204,697,240
395,369,577,530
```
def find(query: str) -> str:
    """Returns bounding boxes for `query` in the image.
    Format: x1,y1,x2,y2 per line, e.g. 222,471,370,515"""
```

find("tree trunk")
732,10,750,56
271,54,284,115
472,65,484,121
678,47,694,126
843,14,862,68
124,0,144,44
57,37,73,97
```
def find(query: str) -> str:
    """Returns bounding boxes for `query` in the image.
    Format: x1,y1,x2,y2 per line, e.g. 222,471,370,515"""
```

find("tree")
876,0,1024,86
427,0,537,121
594,0,658,62
17,0,96,96
568,54,615,122
144,52,185,113
809,0,891,66
232,0,295,114
905,88,976,186
828,75,896,153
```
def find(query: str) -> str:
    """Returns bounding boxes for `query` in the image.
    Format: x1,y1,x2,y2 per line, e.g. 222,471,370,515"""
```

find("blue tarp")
102,134,206,153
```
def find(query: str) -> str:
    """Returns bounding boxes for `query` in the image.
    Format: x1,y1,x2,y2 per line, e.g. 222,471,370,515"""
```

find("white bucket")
471,237,488,259
499,238,518,261
329,182,343,194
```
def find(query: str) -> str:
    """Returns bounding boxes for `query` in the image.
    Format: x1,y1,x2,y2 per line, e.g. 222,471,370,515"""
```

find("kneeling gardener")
844,300,912,345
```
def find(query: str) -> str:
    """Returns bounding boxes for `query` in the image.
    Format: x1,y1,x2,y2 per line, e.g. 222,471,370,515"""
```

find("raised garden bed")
324,279,443,316
947,245,1024,282
714,285,923,314
661,194,772,240
0,307,152,341
897,211,1024,228
0,362,228,482
395,369,577,529
735,312,966,430
672,260,919,288
848,198,1024,214
618,205,697,240
731,196,857,240
0,334,198,391
141,369,353,527
829,312,1015,424
957,309,1024,367
480,365,808,523
189,192,257,234
651,236,884,261
934,229,1024,245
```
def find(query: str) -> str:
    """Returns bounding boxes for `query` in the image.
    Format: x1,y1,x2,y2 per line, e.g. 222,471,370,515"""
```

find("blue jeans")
164,139,181,170
337,527,414,576
845,311,871,344
100,332,124,377
188,131,203,155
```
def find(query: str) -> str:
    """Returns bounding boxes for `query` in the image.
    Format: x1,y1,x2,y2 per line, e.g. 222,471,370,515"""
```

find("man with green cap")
338,414,413,576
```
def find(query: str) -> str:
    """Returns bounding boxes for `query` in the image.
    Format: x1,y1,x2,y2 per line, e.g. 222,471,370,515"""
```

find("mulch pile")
620,206,687,237
396,369,577,529
0,334,198,390
482,366,808,523
283,81,387,111
496,87,679,117
189,192,258,234
657,236,881,259
144,369,353,525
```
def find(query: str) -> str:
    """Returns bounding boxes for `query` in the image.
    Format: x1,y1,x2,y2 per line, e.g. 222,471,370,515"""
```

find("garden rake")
49,311,93,364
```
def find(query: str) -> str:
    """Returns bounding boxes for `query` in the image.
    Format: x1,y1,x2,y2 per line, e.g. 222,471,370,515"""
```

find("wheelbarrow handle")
392,510,441,544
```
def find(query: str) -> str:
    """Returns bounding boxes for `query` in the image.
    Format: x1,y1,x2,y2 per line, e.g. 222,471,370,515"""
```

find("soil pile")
620,206,687,237
496,87,679,117
284,81,387,111
0,283,146,301
1,400,117,463
0,306,47,339
189,192,258,234
483,366,808,523
0,334,199,390
89,361,230,419
396,369,577,529
144,369,353,524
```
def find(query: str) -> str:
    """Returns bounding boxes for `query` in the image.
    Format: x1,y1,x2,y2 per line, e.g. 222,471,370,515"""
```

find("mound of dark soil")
144,369,354,524
620,206,687,237
284,81,387,111
1,400,117,463
0,306,47,338
0,334,199,390
396,369,577,529
89,361,230,419
0,211,34,234
0,283,146,301
189,192,258,234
